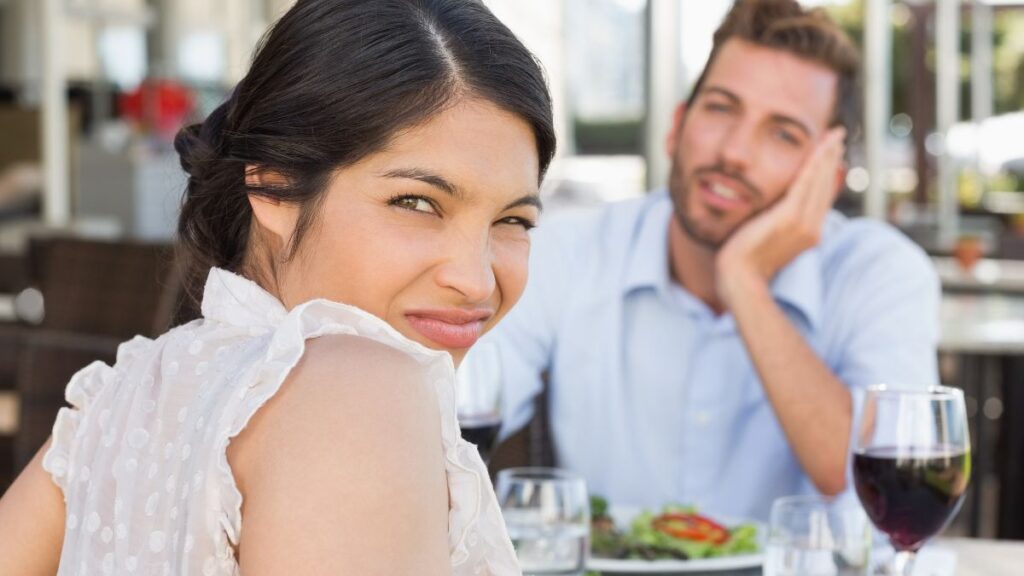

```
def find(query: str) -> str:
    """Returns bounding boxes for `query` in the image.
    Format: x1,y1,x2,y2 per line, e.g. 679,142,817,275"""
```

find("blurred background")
0,0,1023,543
6,0,1024,235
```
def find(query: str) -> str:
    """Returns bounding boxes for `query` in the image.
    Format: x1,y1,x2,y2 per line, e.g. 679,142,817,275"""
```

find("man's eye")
389,195,436,214
775,129,800,146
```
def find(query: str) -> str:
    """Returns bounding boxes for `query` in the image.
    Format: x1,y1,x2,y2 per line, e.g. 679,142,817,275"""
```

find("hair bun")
173,123,208,178
174,101,231,181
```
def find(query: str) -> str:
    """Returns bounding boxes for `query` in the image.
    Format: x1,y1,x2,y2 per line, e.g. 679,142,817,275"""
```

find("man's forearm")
727,275,852,495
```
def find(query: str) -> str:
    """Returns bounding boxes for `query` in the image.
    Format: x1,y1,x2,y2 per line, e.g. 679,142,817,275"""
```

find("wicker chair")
26,236,179,337
8,237,180,475
0,252,28,490
998,356,1024,539
14,331,122,469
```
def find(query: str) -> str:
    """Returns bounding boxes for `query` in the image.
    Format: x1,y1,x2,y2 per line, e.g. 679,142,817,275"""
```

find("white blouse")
42,267,522,575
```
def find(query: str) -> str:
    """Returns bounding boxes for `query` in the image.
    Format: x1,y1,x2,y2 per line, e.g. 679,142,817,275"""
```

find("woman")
0,0,554,574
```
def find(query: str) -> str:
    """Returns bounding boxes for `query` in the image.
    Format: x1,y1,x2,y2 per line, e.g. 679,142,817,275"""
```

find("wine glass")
852,385,971,575
455,341,503,462
496,467,590,576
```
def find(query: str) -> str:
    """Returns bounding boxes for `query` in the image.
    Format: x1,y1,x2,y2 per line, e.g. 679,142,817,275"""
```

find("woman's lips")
404,310,492,350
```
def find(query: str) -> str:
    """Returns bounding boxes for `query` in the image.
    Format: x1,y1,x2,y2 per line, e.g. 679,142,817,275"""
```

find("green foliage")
823,1,1024,119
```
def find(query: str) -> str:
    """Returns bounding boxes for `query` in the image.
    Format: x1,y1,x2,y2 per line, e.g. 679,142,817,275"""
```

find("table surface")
935,537,1024,576
585,538,1022,575
933,257,1024,294
940,292,1024,354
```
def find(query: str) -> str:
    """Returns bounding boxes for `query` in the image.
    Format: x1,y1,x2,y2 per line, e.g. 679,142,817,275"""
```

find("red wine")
459,415,501,461
853,446,970,551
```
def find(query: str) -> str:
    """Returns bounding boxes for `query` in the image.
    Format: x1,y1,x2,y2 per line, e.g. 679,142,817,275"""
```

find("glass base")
875,550,916,576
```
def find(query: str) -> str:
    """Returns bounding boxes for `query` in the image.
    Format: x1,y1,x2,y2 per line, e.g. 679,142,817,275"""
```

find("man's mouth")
709,182,741,201
698,177,750,211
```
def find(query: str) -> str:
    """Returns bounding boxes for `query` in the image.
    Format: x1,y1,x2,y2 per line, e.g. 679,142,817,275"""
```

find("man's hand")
710,128,852,495
715,127,846,309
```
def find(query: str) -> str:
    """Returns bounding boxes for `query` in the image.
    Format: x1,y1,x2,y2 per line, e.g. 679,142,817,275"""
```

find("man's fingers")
784,127,846,211
804,128,846,219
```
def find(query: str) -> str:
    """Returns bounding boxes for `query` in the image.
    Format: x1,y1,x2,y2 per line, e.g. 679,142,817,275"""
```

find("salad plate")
587,504,764,574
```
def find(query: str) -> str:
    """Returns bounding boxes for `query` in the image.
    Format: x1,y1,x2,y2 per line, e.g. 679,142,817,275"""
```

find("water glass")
766,495,872,576
495,467,590,576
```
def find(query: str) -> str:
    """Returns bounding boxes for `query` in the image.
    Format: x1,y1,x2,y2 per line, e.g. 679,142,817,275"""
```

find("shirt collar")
201,267,289,330
622,191,674,296
622,190,823,329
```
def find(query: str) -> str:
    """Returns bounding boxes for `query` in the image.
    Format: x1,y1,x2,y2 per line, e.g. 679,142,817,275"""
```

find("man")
487,0,939,521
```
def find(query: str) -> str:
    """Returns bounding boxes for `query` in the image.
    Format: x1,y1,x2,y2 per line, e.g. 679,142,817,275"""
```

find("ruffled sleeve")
214,298,522,575
42,336,153,495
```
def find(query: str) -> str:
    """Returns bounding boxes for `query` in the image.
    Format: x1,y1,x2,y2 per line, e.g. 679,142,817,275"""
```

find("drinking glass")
455,342,503,462
765,495,872,576
496,467,590,576
852,385,971,576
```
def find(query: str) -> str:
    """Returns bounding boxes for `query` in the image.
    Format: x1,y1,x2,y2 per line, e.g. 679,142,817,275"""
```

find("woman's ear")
246,165,301,253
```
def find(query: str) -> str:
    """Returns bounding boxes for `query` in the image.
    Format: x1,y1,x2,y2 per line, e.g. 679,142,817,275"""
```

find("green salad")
590,496,759,561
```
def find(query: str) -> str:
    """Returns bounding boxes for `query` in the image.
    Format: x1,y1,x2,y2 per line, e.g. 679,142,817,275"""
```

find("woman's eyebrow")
504,195,543,212
378,168,464,200
379,167,541,212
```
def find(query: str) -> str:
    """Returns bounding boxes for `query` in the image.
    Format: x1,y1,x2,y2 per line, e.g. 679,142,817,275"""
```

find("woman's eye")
389,195,436,214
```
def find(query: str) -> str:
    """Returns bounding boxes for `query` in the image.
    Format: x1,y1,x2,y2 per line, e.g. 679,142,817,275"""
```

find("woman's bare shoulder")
232,332,443,481
229,333,450,574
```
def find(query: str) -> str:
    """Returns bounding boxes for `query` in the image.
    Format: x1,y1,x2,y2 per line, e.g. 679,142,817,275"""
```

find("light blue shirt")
486,190,940,522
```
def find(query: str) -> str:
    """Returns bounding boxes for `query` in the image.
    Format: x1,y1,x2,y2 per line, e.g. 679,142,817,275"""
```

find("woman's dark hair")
174,0,556,308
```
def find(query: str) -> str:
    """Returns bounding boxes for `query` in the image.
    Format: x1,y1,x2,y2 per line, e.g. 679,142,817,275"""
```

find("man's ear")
665,102,688,160
246,165,300,252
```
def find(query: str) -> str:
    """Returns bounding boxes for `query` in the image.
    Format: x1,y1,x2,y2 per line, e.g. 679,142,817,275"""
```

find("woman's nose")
435,233,496,303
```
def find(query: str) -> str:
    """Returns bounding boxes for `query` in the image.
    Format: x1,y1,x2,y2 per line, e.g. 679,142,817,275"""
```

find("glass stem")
892,550,916,576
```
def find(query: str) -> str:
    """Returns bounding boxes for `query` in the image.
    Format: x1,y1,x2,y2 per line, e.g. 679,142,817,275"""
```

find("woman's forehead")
353,100,541,199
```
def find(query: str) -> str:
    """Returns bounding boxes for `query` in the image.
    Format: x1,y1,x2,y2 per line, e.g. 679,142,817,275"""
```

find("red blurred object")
652,512,730,545
953,236,984,272
119,79,195,140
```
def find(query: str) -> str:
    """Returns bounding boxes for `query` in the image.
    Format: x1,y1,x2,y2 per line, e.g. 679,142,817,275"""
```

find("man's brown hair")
686,0,861,139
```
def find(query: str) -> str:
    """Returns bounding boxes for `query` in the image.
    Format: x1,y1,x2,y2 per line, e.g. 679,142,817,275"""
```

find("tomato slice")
652,512,730,545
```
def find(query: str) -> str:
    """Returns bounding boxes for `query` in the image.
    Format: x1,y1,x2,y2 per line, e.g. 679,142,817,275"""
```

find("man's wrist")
716,261,771,311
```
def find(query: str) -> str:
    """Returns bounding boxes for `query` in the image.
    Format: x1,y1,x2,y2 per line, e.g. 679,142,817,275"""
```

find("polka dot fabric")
43,268,522,575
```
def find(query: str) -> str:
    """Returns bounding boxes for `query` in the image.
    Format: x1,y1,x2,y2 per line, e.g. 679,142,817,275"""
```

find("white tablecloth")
932,537,1024,576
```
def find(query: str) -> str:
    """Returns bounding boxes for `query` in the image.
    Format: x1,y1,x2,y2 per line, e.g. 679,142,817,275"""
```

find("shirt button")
694,411,712,427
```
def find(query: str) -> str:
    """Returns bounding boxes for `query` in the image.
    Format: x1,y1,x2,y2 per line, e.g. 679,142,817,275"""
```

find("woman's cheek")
359,220,443,268
491,235,531,314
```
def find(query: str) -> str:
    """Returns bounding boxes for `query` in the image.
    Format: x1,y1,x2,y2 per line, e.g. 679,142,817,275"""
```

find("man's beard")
668,158,762,251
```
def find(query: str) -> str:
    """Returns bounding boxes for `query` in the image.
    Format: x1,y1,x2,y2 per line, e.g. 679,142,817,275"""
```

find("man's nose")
718,121,756,173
